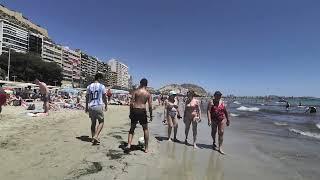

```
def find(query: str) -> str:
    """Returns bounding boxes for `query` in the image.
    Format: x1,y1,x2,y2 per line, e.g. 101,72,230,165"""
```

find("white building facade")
0,19,28,55
108,59,129,89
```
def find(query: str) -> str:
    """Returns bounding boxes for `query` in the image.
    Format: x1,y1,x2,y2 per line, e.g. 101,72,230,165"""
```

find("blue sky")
2,0,320,97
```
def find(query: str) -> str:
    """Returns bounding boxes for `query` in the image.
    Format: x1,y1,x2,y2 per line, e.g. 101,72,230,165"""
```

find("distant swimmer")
164,91,182,142
286,101,290,111
126,78,152,153
184,90,201,149
207,91,230,155
305,106,317,114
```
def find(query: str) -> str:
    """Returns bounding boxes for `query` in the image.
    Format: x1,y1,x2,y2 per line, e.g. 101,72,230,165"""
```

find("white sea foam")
233,101,241,105
289,128,320,140
260,104,265,106
273,122,288,126
237,106,260,112
316,123,320,130
230,113,240,117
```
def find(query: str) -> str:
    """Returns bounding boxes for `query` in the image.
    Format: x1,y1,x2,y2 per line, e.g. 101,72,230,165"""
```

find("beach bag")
27,104,35,110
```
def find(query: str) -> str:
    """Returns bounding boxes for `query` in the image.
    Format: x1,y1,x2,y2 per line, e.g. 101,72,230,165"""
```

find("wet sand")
148,109,320,180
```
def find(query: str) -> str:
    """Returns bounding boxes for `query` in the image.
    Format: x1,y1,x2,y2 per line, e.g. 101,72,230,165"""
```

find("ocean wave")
273,122,288,126
230,113,239,117
260,104,265,106
316,123,320,130
233,101,241,105
237,106,260,112
289,128,320,140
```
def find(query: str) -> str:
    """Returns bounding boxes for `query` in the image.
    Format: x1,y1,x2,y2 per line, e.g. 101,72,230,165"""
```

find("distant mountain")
159,83,207,96
181,84,207,96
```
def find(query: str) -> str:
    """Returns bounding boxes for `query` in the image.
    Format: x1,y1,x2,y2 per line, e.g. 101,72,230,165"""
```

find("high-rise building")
42,40,63,65
128,75,133,89
107,71,118,87
79,51,98,78
0,19,29,55
0,5,49,37
62,47,81,86
108,59,129,89
28,32,43,55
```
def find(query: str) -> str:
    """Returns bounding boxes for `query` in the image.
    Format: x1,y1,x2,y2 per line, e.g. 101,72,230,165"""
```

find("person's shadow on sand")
118,141,144,154
155,136,193,146
76,135,92,143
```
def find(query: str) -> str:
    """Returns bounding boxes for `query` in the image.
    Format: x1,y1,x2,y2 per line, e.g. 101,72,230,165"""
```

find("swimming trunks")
41,94,51,103
88,105,104,123
130,108,148,125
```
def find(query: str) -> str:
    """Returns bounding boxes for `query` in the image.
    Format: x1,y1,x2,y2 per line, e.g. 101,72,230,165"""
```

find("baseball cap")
214,91,222,96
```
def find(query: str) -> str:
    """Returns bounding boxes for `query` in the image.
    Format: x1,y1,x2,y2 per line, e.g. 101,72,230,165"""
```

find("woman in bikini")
184,90,202,148
207,91,230,154
164,91,182,141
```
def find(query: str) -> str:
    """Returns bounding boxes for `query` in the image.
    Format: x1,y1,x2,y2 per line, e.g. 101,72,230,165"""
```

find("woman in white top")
164,91,182,141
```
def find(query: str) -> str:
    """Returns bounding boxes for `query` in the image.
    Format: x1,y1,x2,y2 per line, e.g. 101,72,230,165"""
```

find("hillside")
159,83,207,96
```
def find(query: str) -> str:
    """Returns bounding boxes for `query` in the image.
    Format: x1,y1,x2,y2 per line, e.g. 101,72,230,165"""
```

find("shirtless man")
126,78,152,153
184,90,201,148
34,79,50,114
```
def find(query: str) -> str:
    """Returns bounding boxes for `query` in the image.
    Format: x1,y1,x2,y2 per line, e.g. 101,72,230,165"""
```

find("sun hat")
169,91,177,96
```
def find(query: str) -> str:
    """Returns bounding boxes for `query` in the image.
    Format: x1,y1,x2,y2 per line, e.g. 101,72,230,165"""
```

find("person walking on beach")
85,73,108,145
126,78,153,153
164,91,182,142
34,79,50,114
207,91,230,154
107,89,112,103
184,90,201,148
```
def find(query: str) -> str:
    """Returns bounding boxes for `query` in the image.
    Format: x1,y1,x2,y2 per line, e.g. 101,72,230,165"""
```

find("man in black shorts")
126,78,152,153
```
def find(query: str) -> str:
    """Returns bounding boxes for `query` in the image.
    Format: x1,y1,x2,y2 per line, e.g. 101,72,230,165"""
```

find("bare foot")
92,138,100,145
218,148,226,155
173,138,180,143
144,149,149,153
184,139,188,145
168,138,172,142
193,144,198,149
213,143,217,150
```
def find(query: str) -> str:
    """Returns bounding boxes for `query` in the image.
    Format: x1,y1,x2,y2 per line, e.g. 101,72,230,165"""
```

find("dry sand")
0,105,160,180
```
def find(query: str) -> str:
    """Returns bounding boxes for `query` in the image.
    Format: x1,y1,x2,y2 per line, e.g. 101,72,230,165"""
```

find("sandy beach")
0,105,160,180
1,103,320,180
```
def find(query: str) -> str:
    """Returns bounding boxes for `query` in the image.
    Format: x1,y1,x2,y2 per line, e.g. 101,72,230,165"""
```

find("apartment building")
107,71,118,87
42,40,63,65
0,19,28,55
108,59,129,89
0,4,49,37
79,51,98,78
62,47,81,85
28,32,43,55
